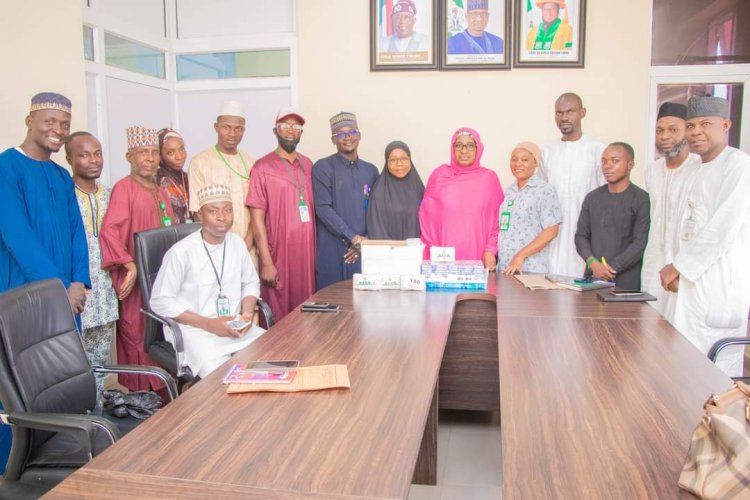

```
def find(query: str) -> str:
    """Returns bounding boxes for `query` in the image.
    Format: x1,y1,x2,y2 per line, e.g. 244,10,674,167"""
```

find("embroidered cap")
30,92,72,114
686,96,729,120
218,100,245,119
392,0,416,16
467,0,489,10
126,126,159,151
276,106,306,125
329,111,358,133
197,184,232,208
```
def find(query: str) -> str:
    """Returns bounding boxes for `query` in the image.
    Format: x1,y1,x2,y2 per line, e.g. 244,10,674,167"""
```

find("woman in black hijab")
366,141,425,240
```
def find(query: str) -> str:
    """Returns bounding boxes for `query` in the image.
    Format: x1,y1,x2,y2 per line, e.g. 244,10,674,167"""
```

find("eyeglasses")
453,142,477,151
388,156,410,165
277,123,303,132
333,129,360,141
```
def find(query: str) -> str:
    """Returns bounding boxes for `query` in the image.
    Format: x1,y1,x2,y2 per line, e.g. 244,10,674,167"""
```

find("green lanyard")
215,145,250,180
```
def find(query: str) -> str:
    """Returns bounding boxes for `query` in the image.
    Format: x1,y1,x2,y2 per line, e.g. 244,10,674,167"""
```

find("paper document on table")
225,364,350,394
514,274,560,290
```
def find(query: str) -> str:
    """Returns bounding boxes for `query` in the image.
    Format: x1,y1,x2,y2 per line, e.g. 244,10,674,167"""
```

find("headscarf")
156,128,190,223
418,128,504,260
366,141,425,240
449,127,485,173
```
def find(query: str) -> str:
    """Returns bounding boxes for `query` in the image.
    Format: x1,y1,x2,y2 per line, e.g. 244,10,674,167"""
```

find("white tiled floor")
408,410,502,500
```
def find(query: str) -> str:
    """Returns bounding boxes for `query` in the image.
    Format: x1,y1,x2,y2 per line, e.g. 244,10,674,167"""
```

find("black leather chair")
0,279,177,497
134,224,274,388
708,336,750,384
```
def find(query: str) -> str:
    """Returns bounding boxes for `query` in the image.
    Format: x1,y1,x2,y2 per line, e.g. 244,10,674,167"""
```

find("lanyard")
276,151,306,204
215,145,249,180
201,232,227,294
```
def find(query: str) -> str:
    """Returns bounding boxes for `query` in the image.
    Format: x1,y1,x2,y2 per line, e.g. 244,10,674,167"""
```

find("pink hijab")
418,128,504,260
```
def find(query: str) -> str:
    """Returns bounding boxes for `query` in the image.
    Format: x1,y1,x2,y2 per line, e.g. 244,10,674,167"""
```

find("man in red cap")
246,108,316,321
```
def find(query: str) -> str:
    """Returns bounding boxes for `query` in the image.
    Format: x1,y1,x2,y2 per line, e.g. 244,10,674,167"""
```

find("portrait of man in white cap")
188,99,256,262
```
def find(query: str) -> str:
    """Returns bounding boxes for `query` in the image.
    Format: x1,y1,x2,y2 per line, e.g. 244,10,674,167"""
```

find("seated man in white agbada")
151,184,265,378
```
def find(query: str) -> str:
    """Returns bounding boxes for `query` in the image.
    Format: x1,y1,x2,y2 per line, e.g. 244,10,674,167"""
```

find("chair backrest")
0,279,96,478
134,223,200,348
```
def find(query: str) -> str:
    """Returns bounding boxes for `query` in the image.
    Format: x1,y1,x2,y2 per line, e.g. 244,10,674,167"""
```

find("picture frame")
371,0,439,71
513,0,586,68
440,0,511,70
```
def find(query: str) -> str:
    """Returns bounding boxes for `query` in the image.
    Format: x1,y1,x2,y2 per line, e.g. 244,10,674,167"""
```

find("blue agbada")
312,153,378,290
0,147,90,292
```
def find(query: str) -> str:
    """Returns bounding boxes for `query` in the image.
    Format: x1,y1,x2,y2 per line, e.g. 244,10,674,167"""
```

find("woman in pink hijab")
419,128,504,269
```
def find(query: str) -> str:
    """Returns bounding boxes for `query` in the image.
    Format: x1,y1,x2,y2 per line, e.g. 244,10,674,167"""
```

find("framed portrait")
513,0,586,68
441,0,511,70
371,0,439,71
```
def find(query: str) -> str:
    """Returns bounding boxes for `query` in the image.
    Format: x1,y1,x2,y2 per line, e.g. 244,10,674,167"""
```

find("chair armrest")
0,412,120,460
708,337,750,362
93,364,178,401
256,297,275,328
141,308,185,352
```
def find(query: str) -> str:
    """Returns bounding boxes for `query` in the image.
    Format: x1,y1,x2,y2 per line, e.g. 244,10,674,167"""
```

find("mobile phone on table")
246,360,299,370
301,302,340,312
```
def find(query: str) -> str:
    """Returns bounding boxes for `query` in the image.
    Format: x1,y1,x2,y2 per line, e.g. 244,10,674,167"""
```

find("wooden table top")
45,274,729,499
47,282,457,500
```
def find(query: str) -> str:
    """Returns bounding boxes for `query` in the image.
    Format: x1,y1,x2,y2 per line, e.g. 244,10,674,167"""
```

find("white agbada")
641,153,701,314
540,135,605,276
669,146,750,377
151,230,265,378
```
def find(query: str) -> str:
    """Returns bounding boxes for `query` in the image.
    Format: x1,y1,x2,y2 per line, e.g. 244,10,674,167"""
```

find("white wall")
0,0,87,169
297,0,652,188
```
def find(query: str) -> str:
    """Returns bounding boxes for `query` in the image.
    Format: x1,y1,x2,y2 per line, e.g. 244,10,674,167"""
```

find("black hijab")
366,141,425,240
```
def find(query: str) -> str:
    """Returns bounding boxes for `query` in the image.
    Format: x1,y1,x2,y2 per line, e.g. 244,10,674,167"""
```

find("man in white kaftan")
660,96,750,377
539,92,605,277
641,102,700,315
151,184,265,378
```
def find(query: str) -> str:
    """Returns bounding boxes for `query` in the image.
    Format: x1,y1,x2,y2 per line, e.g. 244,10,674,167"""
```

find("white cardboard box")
361,240,424,276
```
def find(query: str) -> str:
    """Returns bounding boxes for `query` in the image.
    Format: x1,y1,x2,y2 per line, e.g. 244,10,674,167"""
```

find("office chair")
708,336,750,384
134,224,275,390
0,279,177,497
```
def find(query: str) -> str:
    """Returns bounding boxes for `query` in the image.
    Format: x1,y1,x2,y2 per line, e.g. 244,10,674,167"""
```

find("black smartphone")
301,302,340,312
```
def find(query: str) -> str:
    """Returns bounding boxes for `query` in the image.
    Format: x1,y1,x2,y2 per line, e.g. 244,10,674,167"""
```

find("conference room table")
45,274,732,499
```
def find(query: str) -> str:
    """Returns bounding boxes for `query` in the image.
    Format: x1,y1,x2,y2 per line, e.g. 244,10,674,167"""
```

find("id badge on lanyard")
299,196,311,223
500,199,514,232
217,294,231,316
681,200,696,242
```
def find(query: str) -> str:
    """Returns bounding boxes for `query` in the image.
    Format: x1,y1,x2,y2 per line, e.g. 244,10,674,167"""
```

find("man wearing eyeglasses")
246,108,316,321
312,112,378,290
447,0,504,55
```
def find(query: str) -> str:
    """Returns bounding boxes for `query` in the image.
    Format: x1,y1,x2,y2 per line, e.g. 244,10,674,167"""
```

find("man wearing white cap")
151,184,265,378
100,126,175,392
247,108,316,321
660,96,750,377
188,100,255,259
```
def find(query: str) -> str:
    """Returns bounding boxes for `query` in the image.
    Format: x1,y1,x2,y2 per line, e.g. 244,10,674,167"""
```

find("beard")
659,138,687,158
277,136,300,154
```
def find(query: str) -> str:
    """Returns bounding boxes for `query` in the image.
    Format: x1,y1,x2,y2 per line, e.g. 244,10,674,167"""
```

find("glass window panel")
83,25,94,61
104,32,165,79
652,0,750,65
98,0,166,39
656,83,743,148
176,0,293,38
176,50,290,81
